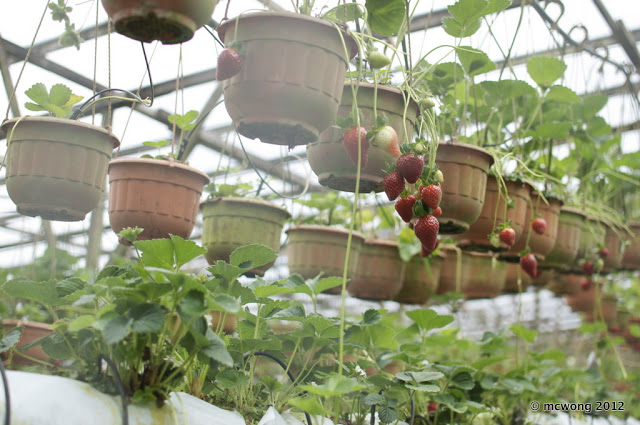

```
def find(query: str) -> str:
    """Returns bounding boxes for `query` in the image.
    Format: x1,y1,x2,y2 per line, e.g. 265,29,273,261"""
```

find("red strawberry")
428,402,438,415
342,127,369,168
420,184,442,210
531,217,547,235
582,260,594,276
499,227,516,246
382,171,405,201
598,247,609,259
432,207,442,217
519,253,537,278
396,153,424,184
372,126,400,157
395,195,416,223
216,47,243,81
414,215,439,250
580,278,591,290
421,240,439,257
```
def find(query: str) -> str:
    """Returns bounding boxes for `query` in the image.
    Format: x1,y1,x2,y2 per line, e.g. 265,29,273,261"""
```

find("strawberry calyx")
336,109,365,131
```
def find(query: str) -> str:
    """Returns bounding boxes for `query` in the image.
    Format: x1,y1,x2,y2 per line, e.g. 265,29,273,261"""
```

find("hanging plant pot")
1,117,119,221
539,207,585,271
435,142,494,234
108,158,209,241
546,271,583,297
574,216,606,268
622,221,640,270
1,320,52,366
602,223,624,273
566,286,617,326
348,239,406,301
307,83,420,193
437,247,506,299
218,12,357,147
286,225,364,294
100,0,219,44
501,261,532,293
393,252,444,304
452,176,531,251
501,192,563,261
200,197,290,276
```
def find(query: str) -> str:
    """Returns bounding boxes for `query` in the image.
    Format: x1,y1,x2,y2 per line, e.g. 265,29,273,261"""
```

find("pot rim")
436,141,495,167
1,116,120,149
286,224,365,240
108,157,210,184
342,82,421,115
200,196,291,218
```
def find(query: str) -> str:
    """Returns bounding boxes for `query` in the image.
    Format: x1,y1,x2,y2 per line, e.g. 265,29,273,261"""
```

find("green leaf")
578,321,607,334
531,122,572,139
142,140,170,149
170,235,206,269
442,17,481,38
41,334,74,360
324,3,362,21
3,278,57,306
406,309,454,331
24,83,49,106
396,371,445,382
509,323,537,343
531,348,565,362
209,294,241,314
169,110,199,131
48,83,72,107
135,238,175,271
24,102,49,112
314,277,343,294
254,284,295,298
362,309,382,325
229,244,277,270
364,393,385,407
215,369,248,389
447,0,510,25
0,327,22,352
457,47,496,76
451,371,475,390
103,316,133,344
545,85,580,103
68,315,95,332
200,332,233,366
288,396,332,416
378,406,398,424
365,0,405,35
578,94,608,119
527,57,567,89
131,303,166,333
301,374,363,396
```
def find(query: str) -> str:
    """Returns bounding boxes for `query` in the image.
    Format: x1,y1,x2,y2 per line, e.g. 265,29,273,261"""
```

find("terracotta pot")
502,261,532,293
452,176,530,251
540,207,584,271
218,12,357,147
602,223,624,273
108,158,209,241
567,286,617,325
286,225,364,294
621,221,640,270
546,271,582,296
1,117,119,221
200,197,290,275
210,311,237,334
437,247,506,299
530,268,555,287
502,192,562,261
582,296,617,325
100,0,218,44
574,216,606,267
435,143,494,234
307,83,420,193
348,239,406,301
394,252,445,304
1,320,53,366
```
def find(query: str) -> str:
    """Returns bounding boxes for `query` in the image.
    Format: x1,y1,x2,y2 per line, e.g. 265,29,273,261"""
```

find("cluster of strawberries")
495,216,547,278
381,143,444,256
579,246,609,290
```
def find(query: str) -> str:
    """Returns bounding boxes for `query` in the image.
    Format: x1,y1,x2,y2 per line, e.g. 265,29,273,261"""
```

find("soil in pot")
393,252,445,304
200,197,290,276
1,117,119,221
452,176,531,252
286,225,364,294
539,206,584,271
100,0,219,44
348,239,406,301
108,158,209,241
307,83,420,193
437,247,506,299
1,320,53,367
218,12,357,147
435,142,494,234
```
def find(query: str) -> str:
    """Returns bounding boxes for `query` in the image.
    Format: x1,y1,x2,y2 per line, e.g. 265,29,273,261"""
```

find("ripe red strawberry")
421,239,439,257
382,171,405,201
414,215,439,250
342,126,369,168
420,184,442,210
396,153,424,184
598,247,609,259
428,402,438,415
432,207,442,217
499,227,516,246
531,217,547,235
216,47,243,81
395,195,416,223
519,253,537,278
582,260,594,276
580,278,591,290
372,126,400,157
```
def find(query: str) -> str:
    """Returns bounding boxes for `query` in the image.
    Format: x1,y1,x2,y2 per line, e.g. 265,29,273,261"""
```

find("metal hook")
594,44,610,73
0,360,10,425
568,24,589,50
544,0,565,29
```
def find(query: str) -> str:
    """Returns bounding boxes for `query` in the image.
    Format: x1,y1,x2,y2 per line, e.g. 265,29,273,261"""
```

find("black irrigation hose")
370,389,384,425
413,414,429,425
97,355,129,425
0,360,10,425
243,351,312,425
409,396,415,425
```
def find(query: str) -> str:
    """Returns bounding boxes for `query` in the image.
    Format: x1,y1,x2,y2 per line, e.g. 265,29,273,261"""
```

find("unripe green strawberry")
434,169,444,183
368,50,391,69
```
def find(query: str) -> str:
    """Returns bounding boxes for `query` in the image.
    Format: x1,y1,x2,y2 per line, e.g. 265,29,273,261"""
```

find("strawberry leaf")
365,0,405,36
